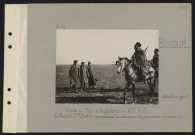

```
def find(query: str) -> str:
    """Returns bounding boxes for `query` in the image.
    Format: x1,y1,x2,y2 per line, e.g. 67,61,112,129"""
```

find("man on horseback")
131,42,148,84
153,48,159,71
152,48,159,77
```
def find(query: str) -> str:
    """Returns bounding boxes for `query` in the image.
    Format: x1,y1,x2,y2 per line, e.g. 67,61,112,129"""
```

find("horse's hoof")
124,99,127,104
131,100,136,104
149,98,153,102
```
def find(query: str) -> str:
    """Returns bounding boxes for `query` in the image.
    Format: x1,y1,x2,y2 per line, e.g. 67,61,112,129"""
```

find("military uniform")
131,42,148,83
153,48,159,70
69,61,79,92
87,63,96,88
132,49,147,68
153,49,159,78
153,54,159,71
78,64,88,90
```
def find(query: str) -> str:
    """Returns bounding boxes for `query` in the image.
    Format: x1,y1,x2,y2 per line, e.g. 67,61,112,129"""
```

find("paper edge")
2,4,21,133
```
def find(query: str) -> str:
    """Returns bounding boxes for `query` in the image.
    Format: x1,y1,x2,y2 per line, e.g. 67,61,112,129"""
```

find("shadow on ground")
56,96,124,104
56,86,158,104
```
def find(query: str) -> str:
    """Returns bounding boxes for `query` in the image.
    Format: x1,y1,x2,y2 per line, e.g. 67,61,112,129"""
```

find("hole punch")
7,88,11,91
8,45,12,49
8,32,12,36
7,101,11,105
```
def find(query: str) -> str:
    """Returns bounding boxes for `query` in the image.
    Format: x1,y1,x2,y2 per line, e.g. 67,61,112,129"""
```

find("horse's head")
117,56,129,74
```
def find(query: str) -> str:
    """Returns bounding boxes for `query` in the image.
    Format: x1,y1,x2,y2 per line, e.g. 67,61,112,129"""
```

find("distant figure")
131,42,148,84
69,60,79,93
153,48,159,76
87,61,96,89
78,62,88,91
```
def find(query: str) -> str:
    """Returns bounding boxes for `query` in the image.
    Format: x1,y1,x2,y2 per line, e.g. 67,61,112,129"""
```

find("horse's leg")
153,76,156,93
132,83,135,104
153,73,156,93
151,78,155,100
124,83,129,104
124,88,127,104
147,78,153,101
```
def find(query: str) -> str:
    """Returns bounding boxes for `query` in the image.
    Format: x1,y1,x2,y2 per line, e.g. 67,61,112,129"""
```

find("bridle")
118,58,132,73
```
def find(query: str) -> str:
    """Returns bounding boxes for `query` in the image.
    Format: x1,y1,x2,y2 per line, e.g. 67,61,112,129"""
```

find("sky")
56,29,158,65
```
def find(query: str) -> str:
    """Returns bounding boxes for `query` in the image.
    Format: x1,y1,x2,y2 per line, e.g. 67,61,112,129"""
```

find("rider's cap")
134,42,141,47
88,61,91,64
154,48,159,53
81,62,85,64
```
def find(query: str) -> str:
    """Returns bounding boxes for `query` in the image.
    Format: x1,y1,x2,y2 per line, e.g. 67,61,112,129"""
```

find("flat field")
56,65,158,104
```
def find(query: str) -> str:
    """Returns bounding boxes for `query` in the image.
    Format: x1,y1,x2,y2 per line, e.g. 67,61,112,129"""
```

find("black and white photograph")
2,3,192,133
56,30,159,104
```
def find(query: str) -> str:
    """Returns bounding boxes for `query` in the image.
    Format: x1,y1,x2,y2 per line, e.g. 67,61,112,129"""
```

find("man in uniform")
69,60,79,93
153,48,159,77
78,62,88,91
87,61,96,89
131,42,148,84
153,48,159,70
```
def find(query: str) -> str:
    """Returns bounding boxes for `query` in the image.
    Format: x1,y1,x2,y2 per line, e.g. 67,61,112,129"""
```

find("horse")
117,57,156,104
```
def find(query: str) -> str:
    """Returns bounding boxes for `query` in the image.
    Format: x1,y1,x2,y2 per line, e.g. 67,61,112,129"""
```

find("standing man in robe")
87,61,96,89
69,60,79,93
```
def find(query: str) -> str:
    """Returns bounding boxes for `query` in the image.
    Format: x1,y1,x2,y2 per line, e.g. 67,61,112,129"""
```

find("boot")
143,76,146,84
83,83,86,91
80,84,83,91
143,74,147,84
141,66,147,84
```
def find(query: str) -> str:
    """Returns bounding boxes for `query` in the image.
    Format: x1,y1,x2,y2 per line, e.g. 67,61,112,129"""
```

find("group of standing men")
69,61,96,93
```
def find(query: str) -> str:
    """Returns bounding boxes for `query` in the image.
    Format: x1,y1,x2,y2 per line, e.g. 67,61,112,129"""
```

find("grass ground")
56,65,158,104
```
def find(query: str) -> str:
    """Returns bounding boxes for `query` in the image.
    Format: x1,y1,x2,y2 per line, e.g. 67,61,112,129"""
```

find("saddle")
132,63,150,82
